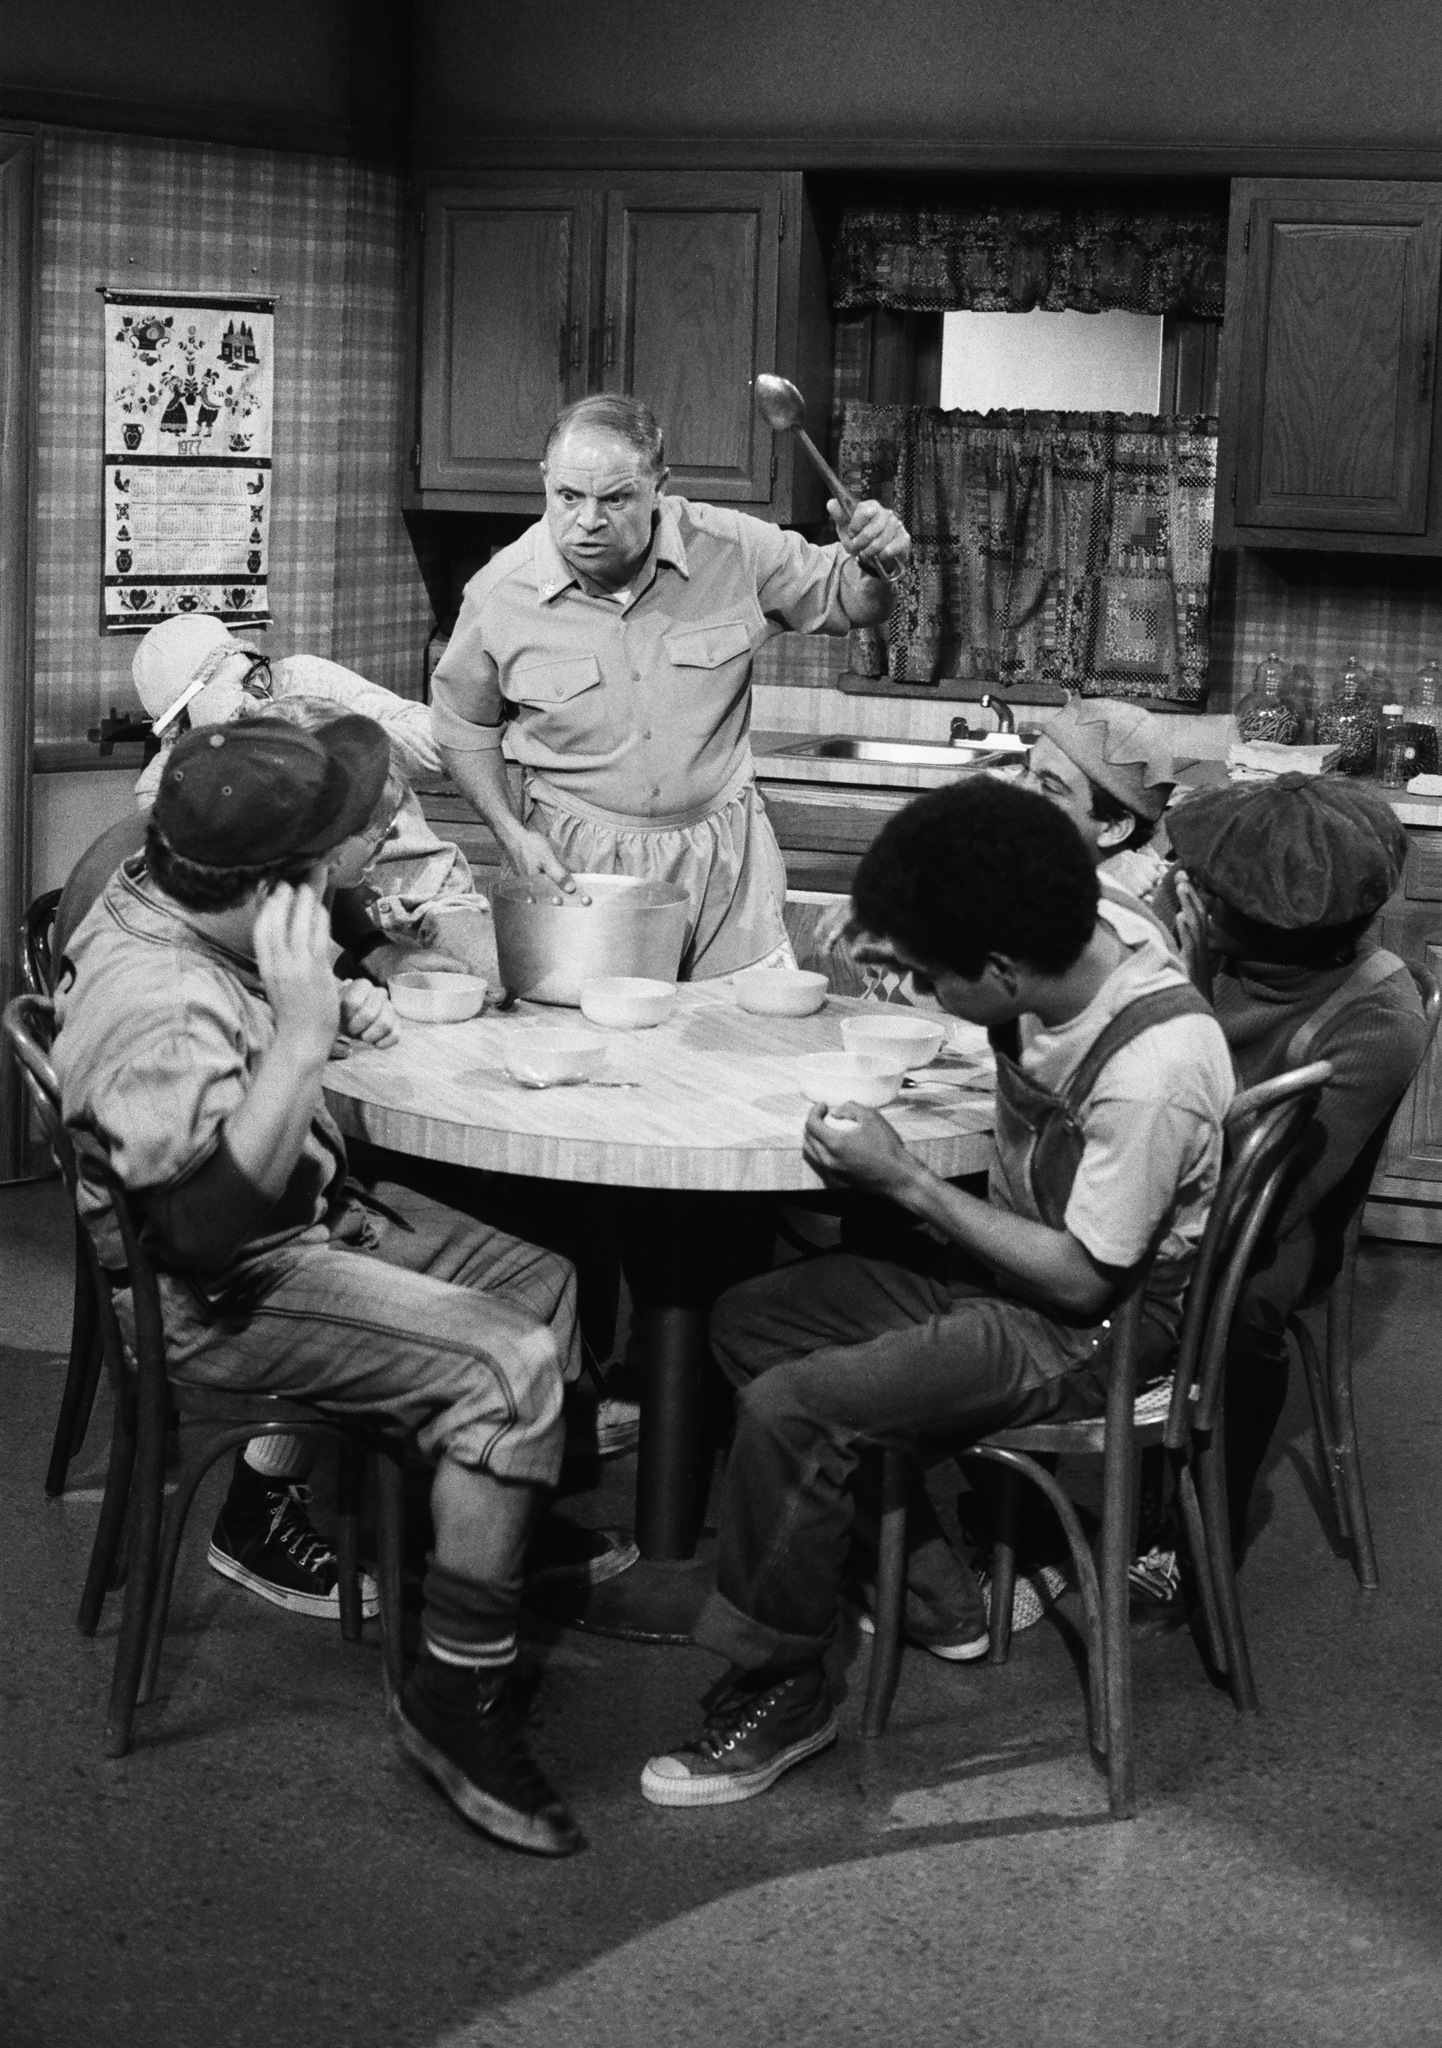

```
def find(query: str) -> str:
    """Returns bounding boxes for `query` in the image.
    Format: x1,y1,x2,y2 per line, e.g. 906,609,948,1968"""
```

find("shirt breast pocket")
506,654,607,753
662,619,758,728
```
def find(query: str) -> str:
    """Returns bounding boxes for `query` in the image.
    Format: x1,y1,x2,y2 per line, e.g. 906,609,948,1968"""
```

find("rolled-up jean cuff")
693,1584,832,1678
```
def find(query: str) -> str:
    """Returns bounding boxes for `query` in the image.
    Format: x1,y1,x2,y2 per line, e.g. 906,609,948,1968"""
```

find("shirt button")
642,727,652,740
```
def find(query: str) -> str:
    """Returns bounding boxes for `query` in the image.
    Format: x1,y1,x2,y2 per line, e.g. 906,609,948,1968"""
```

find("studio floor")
4,1175,1442,2048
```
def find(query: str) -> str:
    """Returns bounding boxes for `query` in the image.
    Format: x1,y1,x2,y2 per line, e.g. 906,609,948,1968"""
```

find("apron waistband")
526,753,755,834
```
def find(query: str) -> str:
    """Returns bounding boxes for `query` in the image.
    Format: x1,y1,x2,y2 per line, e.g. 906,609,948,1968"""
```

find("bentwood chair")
20,890,106,1497
861,1061,1332,1820
4,994,406,1758
1288,962,1441,1592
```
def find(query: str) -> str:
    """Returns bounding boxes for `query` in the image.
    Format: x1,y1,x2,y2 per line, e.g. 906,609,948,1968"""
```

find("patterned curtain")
832,203,1227,317
838,405,1217,705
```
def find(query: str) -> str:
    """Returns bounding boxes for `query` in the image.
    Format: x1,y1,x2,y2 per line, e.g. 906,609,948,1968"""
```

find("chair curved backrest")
22,890,62,998
1163,1060,1332,1447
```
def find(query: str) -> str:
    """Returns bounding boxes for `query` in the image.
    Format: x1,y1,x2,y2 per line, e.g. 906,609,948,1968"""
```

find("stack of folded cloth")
1226,738,1342,782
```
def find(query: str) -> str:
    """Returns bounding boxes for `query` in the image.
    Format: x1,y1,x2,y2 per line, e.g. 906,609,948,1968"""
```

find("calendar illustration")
102,290,275,631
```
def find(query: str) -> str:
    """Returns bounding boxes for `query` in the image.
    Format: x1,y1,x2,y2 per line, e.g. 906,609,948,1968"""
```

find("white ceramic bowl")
839,1012,947,1073
733,968,828,1018
794,1052,901,1109
388,972,488,1024
501,1026,608,1087
578,976,677,1030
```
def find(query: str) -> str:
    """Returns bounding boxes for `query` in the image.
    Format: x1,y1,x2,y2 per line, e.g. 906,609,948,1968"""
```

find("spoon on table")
753,374,903,581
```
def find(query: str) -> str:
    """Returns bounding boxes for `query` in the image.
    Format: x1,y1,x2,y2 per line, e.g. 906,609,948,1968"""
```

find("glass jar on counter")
1407,660,1442,776
1235,649,1306,744
1314,654,1379,776
1378,703,1419,787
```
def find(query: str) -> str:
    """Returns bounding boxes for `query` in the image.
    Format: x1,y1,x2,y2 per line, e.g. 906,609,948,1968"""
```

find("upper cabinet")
1216,179,1442,553
414,170,831,520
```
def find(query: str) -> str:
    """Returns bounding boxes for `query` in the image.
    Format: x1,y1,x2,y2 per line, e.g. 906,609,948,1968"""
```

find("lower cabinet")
1368,832,1442,1239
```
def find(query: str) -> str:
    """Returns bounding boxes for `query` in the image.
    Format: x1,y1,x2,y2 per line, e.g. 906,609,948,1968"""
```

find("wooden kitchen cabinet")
414,170,831,519
1215,178,1442,553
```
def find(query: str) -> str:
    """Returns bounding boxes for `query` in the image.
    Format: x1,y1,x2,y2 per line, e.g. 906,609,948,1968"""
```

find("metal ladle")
753,374,903,580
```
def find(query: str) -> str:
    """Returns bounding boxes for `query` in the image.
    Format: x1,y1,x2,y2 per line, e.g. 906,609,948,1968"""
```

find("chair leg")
1175,1458,1227,1676
1291,1312,1351,1547
966,1448,1106,1754
1194,1428,1258,1713
375,1446,407,1706
1099,1403,1136,1821
1326,1273,1378,1592
862,1449,908,1738
336,1438,366,1643
77,1402,135,1636
987,1468,1020,1666
105,1372,170,1757
45,1230,103,1495
137,1426,260,1706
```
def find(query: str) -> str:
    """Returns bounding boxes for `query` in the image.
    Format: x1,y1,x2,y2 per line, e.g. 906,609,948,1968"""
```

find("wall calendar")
101,289,275,632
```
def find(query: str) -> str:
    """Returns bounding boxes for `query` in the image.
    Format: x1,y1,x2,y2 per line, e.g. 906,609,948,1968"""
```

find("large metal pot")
491,871,691,1007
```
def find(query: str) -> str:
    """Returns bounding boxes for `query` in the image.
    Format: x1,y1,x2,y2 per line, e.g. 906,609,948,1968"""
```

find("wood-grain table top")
323,985,995,1192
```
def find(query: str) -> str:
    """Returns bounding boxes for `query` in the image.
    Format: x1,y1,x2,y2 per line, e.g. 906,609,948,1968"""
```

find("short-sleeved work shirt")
430,496,851,825
991,900,1236,1273
54,859,345,1275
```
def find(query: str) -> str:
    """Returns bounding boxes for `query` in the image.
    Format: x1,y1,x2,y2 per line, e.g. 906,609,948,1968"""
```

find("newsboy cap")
1166,771,1406,929
153,715,390,868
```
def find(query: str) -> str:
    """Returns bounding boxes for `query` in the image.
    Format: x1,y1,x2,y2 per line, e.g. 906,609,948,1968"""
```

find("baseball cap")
132,615,259,734
153,715,391,867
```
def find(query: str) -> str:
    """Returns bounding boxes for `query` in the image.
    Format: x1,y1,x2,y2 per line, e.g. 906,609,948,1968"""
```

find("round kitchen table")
323,983,995,1637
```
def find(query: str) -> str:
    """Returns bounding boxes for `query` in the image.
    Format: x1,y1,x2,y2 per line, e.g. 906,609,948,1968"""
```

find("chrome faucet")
978,692,1016,734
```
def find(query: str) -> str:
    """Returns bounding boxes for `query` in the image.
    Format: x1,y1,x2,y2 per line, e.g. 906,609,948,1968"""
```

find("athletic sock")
242,1434,315,1482
418,1554,521,1675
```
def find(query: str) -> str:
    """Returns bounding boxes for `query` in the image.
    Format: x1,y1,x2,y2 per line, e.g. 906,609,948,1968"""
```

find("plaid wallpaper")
1208,549,1442,714
34,131,432,747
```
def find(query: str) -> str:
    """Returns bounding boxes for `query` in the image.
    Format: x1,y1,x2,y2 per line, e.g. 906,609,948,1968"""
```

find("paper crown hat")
1039,699,1176,822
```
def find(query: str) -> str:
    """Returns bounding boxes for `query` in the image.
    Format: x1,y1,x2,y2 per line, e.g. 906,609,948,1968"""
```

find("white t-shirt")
991,900,1235,1270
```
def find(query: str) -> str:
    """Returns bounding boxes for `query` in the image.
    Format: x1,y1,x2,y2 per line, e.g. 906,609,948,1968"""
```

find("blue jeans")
154,1180,578,1488
697,1252,1122,1676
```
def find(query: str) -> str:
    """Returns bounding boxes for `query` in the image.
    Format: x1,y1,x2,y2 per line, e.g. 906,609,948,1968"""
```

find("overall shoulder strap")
1284,949,1409,1068
1062,982,1213,1118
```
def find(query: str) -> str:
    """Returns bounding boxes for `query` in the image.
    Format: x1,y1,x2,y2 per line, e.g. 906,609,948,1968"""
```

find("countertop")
750,729,1442,826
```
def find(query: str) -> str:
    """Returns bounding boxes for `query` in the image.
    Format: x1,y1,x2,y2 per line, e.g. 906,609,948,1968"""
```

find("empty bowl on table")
838,1012,947,1073
388,972,488,1024
501,1027,609,1087
578,976,677,1030
794,1052,901,1109
732,968,828,1017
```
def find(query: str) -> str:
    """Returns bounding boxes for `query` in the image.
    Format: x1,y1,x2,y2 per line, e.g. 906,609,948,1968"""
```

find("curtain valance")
831,204,1227,317
838,404,1217,705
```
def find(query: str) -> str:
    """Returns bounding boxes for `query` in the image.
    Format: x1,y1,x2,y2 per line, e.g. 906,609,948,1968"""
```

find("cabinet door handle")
569,318,582,371
603,316,615,371
1423,339,1434,401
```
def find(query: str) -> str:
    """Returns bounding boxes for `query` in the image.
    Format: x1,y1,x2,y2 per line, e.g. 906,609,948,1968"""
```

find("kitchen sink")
770,735,1029,769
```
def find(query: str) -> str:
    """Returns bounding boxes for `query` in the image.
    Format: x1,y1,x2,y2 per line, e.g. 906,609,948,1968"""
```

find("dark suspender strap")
1060,982,1213,1118
1283,948,1409,1068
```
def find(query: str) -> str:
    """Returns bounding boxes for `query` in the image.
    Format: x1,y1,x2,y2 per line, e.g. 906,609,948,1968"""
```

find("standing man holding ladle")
431,392,910,981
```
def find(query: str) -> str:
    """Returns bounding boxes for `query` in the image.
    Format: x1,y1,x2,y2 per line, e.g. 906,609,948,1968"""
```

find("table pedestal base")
524,1534,717,1645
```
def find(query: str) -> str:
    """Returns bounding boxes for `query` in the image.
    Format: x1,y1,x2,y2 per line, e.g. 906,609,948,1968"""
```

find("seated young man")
54,715,584,1857
1129,772,1428,1602
641,778,1234,1808
1020,698,1176,909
